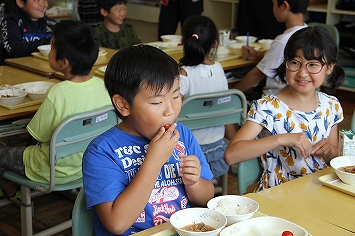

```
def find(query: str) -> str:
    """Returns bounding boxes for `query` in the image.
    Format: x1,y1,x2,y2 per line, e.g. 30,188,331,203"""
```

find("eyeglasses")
285,60,325,74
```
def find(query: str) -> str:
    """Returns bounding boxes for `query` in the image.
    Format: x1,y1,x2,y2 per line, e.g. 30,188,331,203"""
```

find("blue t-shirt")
83,124,213,235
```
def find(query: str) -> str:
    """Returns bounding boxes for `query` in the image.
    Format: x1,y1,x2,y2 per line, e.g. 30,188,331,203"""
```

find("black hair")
179,15,218,66
275,0,310,14
97,0,127,12
4,0,24,14
274,26,345,94
105,45,179,119
52,20,99,76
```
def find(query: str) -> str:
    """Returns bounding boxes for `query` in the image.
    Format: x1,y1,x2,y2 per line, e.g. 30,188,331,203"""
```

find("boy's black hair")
274,26,345,93
179,15,218,66
97,0,127,12
275,0,310,14
52,20,99,76
105,44,179,119
4,0,26,14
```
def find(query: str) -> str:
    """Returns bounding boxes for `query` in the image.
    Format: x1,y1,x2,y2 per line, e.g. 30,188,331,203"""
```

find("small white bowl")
170,208,227,236
216,46,229,59
0,88,27,106
207,195,259,226
161,35,182,42
37,44,51,57
235,36,257,45
25,85,50,101
330,156,355,185
258,39,273,50
228,43,244,57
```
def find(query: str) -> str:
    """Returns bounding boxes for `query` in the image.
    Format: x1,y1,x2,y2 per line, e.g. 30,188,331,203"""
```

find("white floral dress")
248,92,344,191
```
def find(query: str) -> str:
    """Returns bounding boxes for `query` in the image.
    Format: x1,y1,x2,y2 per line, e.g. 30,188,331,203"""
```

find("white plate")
220,216,308,236
146,41,182,51
14,81,56,90
98,66,107,73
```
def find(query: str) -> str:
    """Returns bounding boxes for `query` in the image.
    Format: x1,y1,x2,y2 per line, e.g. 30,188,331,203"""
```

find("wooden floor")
0,90,354,236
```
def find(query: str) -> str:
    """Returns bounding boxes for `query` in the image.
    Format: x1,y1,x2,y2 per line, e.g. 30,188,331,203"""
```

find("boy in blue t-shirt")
83,45,215,236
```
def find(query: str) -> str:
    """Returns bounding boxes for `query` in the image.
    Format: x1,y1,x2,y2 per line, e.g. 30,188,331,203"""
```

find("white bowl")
235,36,257,45
228,43,244,57
330,156,355,185
25,85,50,101
37,44,51,57
207,195,259,226
15,81,55,90
170,208,227,236
161,35,182,42
258,39,273,50
0,88,27,106
216,46,229,59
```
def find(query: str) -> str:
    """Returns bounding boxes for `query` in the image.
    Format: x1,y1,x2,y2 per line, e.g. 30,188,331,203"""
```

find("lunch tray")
32,52,108,66
318,172,355,197
0,96,42,110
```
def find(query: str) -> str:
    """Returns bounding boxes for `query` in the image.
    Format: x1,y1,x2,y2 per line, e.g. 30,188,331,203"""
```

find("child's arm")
241,45,265,61
178,153,214,206
94,124,180,235
311,125,339,164
224,120,313,165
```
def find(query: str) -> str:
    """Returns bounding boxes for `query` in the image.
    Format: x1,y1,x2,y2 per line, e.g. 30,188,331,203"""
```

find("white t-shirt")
257,24,308,95
180,62,228,145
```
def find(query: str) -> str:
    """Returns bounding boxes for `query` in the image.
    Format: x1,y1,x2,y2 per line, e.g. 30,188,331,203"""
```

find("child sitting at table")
82,44,215,236
224,26,345,192
0,0,56,65
178,15,231,179
0,20,111,204
94,0,141,50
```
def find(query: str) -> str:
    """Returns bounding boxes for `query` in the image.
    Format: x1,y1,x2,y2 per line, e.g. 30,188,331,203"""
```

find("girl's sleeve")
1,17,51,58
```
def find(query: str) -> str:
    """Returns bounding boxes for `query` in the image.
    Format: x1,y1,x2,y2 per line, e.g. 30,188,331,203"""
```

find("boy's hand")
178,153,201,186
146,123,180,166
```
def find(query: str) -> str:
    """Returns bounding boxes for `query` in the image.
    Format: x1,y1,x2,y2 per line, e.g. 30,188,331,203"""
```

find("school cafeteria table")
133,168,355,236
0,66,61,120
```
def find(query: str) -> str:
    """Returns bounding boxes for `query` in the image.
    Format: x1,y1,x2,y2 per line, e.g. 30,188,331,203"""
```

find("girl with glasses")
224,26,345,191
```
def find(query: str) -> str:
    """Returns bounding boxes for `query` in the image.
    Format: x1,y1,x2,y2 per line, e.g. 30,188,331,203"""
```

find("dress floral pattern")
248,92,343,191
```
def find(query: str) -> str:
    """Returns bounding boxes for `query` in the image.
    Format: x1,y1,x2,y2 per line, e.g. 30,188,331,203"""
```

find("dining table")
133,168,355,236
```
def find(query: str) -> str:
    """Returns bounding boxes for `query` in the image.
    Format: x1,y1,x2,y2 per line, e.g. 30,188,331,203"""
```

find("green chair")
308,22,340,48
177,89,247,195
2,105,118,236
72,187,95,236
351,110,355,132
237,157,263,195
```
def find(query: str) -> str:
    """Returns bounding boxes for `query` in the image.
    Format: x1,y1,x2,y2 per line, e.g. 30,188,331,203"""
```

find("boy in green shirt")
95,0,141,49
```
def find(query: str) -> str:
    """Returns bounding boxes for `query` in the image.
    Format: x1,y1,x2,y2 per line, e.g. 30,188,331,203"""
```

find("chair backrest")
351,110,355,132
237,157,263,195
42,105,119,193
177,89,247,129
72,188,95,236
308,22,340,48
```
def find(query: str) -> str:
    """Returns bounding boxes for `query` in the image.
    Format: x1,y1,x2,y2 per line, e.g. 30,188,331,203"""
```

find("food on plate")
1,94,17,97
181,222,215,232
214,198,254,215
281,230,294,236
163,124,171,131
339,165,355,174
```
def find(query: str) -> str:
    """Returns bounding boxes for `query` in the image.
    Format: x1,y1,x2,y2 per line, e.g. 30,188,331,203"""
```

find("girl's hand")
283,132,312,158
178,153,201,186
311,138,334,160
146,123,180,166
242,45,257,60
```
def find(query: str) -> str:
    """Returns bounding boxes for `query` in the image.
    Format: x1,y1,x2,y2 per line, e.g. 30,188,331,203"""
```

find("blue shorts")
200,138,229,178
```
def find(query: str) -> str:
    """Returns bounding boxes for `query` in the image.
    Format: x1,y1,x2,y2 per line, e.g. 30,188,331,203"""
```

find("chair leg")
222,172,228,195
21,186,33,236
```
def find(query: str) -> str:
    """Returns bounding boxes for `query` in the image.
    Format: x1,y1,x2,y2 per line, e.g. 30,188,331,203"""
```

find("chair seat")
3,170,82,192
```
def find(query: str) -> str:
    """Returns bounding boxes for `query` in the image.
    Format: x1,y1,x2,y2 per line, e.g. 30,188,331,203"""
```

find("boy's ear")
15,0,25,8
99,8,108,17
112,94,131,117
58,58,70,70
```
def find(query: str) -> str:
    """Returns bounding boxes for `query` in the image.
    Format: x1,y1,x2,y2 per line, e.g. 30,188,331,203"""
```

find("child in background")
0,0,56,65
234,0,309,101
0,20,111,204
95,0,141,50
83,45,215,236
179,15,230,179
224,26,345,191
